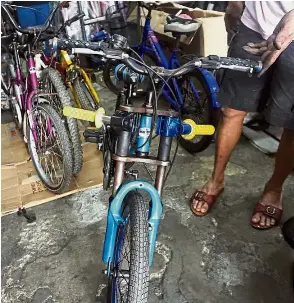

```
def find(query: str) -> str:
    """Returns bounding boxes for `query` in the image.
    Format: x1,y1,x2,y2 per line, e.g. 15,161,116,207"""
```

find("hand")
243,9,294,77
224,2,244,33
60,1,70,8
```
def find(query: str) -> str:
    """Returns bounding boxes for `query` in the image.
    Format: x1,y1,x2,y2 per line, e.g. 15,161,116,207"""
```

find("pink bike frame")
13,42,52,141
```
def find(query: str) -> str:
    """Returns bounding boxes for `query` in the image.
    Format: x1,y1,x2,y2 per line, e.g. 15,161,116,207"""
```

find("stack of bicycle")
1,1,222,195
1,2,105,194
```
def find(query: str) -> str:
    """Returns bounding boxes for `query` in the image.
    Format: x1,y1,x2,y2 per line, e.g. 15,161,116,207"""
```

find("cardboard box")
1,123,29,165
1,123,103,214
128,2,228,57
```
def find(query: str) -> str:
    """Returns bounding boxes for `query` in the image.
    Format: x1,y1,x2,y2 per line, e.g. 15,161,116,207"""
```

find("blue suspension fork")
102,180,162,268
102,114,162,268
102,114,194,269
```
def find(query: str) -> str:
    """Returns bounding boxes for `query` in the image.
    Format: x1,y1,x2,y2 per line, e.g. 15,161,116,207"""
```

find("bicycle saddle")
164,14,200,34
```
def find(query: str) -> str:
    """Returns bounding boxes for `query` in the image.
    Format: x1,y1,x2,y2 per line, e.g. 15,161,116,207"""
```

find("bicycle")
36,9,105,172
53,35,262,301
38,12,108,118
103,1,223,153
1,2,76,193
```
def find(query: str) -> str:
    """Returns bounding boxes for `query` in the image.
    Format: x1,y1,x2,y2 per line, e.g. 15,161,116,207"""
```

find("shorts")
218,23,294,130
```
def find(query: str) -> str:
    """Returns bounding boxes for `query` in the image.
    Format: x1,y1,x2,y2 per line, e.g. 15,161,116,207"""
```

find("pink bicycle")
1,2,75,193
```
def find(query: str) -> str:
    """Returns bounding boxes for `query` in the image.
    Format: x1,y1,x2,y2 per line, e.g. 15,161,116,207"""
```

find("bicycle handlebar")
52,37,263,77
62,106,215,138
52,37,110,51
1,2,63,35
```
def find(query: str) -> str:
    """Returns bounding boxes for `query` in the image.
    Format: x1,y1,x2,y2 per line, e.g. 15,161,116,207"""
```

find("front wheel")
107,191,149,303
179,69,218,153
27,104,74,194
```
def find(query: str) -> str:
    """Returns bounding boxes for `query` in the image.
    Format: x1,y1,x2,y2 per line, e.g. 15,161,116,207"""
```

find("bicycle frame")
8,39,61,148
8,42,42,137
59,50,101,107
135,8,221,110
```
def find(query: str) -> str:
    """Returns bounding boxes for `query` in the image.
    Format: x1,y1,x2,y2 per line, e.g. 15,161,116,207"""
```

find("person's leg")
191,23,270,215
192,107,247,214
251,42,294,228
252,128,294,227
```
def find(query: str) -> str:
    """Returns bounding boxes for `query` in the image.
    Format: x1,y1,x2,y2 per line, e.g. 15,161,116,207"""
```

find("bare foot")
191,178,224,215
251,183,283,228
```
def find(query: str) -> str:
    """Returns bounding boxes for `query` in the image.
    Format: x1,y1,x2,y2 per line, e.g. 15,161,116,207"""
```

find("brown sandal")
251,202,283,230
190,189,224,217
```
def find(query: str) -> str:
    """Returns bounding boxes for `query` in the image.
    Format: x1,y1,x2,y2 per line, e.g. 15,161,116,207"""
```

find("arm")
243,9,294,76
224,1,244,36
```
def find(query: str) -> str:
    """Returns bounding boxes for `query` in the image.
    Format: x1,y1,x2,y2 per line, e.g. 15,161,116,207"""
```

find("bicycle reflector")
181,119,215,140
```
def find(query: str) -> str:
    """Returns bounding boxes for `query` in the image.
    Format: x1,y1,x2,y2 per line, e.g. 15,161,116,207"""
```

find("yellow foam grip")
181,119,215,140
63,106,105,128
94,107,106,129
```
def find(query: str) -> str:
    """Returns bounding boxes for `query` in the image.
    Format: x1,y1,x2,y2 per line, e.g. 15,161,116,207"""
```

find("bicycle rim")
10,98,22,129
107,191,149,303
112,218,131,302
40,74,62,113
28,108,65,189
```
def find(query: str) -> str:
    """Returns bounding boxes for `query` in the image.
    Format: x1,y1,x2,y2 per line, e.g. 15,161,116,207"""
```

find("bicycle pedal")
84,127,104,143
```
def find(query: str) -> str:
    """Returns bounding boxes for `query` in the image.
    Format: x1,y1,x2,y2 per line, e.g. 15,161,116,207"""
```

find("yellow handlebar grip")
182,119,215,140
63,106,96,122
95,107,106,129
63,106,106,129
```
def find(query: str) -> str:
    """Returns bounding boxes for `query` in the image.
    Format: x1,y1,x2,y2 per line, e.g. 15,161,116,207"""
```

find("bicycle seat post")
172,33,181,50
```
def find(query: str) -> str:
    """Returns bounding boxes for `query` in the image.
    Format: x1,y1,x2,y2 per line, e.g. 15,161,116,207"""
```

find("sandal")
251,202,283,230
190,189,224,217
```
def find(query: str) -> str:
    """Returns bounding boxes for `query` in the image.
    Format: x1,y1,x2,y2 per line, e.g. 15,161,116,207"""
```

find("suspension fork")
155,136,173,197
112,130,132,196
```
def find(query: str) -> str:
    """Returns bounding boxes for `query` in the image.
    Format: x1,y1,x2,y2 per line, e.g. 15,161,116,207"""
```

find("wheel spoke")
30,106,65,188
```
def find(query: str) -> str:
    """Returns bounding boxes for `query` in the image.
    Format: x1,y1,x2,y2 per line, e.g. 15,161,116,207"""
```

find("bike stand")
17,207,36,223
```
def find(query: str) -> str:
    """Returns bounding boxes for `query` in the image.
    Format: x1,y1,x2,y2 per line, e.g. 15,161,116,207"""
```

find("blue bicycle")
55,35,261,302
103,2,222,153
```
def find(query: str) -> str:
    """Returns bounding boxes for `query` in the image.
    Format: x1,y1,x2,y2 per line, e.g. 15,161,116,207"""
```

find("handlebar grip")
63,106,96,122
217,56,262,73
53,38,105,51
63,106,106,128
181,119,215,140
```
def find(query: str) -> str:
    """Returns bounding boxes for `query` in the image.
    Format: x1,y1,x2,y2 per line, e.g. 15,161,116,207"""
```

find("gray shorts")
218,23,294,130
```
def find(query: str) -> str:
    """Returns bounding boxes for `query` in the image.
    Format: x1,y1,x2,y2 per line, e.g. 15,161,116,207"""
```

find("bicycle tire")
107,191,149,303
73,77,99,111
179,69,218,153
103,51,157,96
27,103,73,194
41,68,83,174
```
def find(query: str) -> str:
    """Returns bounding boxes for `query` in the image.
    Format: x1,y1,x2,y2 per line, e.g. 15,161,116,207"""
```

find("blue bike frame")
135,16,221,111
